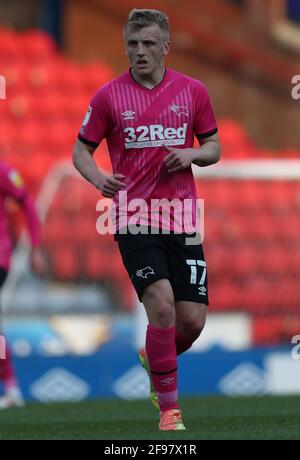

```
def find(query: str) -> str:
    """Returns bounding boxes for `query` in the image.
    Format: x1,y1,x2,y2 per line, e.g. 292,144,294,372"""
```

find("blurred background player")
0,160,46,409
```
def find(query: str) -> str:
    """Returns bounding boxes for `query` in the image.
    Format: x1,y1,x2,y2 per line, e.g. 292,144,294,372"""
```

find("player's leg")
116,231,170,409
0,267,24,409
175,301,207,355
142,233,209,429
142,279,185,430
138,278,175,412
0,347,24,409
142,279,177,409
163,233,209,355
116,231,184,429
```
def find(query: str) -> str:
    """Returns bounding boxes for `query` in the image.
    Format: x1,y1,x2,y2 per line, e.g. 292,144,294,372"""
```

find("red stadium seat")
60,94,90,123
55,62,85,92
40,120,75,154
82,62,115,92
84,247,107,280
51,245,79,280
27,62,60,93
0,29,19,62
19,30,56,62
0,62,29,94
7,95,32,120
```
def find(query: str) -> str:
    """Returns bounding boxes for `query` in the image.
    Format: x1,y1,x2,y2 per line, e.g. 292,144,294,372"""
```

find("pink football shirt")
0,162,40,270
78,68,217,232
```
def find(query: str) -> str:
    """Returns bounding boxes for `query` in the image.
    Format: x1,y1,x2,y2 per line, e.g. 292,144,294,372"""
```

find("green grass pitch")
0,395,299,440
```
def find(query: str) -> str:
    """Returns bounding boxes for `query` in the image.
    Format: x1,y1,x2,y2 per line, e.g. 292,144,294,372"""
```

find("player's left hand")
163,145,194,173
30,247,48,277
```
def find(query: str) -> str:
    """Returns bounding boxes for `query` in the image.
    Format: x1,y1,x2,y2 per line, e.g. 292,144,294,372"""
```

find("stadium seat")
19,30,56,62
0,29,19,62
82,62,115,92
252,316,300,345
84,247,108,280
50,245,79,280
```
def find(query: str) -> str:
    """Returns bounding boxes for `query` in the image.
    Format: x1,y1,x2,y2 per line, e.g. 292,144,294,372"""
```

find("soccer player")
0,161,45,409
73,9,221,430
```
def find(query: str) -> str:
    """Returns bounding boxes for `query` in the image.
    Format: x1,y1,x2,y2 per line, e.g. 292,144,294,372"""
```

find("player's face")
125,25,169,77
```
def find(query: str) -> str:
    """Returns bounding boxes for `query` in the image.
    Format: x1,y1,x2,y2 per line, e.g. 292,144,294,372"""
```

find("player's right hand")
30,247,48,277
99,174,127,198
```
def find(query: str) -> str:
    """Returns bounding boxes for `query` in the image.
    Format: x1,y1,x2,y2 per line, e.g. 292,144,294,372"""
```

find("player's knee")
179,312,206,339
194,317,206,337
143,283,175,327
181,322,205,340
154,303,175,327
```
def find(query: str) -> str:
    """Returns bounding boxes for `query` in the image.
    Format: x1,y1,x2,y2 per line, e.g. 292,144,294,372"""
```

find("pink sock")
146,324,179,412
175,329,195,355
0,346,18,391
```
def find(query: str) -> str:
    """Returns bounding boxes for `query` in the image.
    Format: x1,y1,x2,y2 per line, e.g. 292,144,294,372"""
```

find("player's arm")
163,132,221,173
191,80,221,167
21,195,46,276
1,167,46,275
192,131,221,167
72,139,126,198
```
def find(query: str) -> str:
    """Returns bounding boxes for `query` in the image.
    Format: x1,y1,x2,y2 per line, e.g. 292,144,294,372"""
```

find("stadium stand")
0,26,299,346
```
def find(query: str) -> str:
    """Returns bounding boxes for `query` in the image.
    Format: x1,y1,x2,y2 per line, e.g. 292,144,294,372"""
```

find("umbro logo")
169,105,189,117
30,368,89,402
198,286,207,295
161,377,175,385
122,110,135,120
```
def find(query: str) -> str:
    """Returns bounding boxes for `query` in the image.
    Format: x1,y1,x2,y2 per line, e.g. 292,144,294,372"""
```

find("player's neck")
130,66,166,90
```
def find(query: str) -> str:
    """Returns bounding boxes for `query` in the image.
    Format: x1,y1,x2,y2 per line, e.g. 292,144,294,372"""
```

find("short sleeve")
78,86,111,148
193,82,218,139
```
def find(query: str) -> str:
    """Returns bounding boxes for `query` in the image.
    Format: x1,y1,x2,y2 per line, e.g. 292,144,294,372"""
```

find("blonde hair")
124,9,169,41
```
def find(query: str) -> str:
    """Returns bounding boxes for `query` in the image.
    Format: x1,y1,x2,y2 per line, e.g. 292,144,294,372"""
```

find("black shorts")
115,229,209,304
0,268,7,290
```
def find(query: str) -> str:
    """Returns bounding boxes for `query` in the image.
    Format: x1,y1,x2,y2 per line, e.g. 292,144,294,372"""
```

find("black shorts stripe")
77,134,99,148
150,367,178,376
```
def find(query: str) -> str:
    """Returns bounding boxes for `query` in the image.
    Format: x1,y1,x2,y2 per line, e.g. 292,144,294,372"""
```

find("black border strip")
196,127,218,139
78,134,99,148
150,367,178,376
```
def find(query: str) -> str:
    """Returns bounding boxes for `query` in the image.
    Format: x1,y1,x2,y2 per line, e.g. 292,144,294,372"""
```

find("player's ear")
163,42,170,56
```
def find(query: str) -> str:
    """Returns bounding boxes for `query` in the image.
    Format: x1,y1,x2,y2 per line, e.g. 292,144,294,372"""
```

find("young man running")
73,9,221,430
